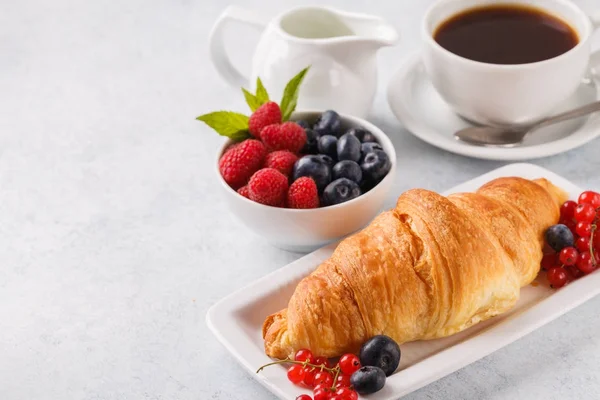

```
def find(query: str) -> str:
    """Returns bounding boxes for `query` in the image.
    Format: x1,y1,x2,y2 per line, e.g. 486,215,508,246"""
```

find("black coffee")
434,5,579,65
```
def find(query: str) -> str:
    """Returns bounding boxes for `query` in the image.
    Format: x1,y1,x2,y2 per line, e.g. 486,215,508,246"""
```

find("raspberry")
248,168,289,207
264,150,298,177
262,121,307,153
288,177,319,209
219,139,266,189
248,102,282,139
237,185,250,199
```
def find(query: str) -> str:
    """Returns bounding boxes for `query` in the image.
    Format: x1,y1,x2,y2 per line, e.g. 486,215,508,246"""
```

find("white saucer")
387,52,600,161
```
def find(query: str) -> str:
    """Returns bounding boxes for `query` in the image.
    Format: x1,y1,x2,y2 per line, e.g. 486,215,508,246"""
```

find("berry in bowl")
215,109,396,252
197,68,396,252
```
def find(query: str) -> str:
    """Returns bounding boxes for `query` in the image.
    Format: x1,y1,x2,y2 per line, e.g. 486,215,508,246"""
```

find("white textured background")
1,0,600,399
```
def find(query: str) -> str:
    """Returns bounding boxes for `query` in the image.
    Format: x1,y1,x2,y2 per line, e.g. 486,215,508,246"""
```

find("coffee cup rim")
421,0,593,69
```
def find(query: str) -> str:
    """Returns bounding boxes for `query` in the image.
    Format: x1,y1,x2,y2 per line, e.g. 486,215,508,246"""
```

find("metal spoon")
454,100,600,147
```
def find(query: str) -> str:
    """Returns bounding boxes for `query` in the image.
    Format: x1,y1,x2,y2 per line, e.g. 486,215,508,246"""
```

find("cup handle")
209,6,268,88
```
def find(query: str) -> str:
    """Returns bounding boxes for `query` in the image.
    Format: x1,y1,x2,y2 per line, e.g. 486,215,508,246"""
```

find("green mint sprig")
280,67,309,121
196,67,310,141
196,111,250,141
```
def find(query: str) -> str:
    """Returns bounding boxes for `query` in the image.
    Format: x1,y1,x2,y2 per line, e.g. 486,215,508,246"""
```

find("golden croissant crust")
263,177,568,359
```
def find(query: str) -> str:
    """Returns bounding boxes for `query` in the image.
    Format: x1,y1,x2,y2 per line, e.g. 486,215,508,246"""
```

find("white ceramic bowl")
216,111,397,253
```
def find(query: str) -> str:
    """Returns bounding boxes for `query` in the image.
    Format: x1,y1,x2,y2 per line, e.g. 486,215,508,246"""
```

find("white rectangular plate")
207,163,599,400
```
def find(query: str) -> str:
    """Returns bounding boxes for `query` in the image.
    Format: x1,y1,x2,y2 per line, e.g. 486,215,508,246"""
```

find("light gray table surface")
3,0,600,399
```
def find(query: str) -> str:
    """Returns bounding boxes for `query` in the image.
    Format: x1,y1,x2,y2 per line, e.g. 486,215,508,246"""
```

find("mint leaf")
196,111,250,141
280,67,310,121
255,77,269,104
242,88,261,112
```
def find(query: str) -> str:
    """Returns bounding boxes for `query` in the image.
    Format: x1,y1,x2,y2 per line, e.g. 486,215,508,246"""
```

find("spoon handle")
531,100,600,133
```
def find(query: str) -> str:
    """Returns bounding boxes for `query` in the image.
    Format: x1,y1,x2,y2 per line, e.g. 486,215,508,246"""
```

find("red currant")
296,395,312,400
576,221,592,237
559,247,579,266
313,356,330,368
313,387,332,400
560,200,578,221
541,253,557,270
338,354,361,375
576,236,591,253
335,387,358,400
295,349,315,364
288,364,306,385
564,219,578,237
547,267,568,288
576,251,596,274
313,384,328,392
566,264,584,279
335,374,351,388
303,367,317,387
313,371,333,387
574,203,596,223
578,191,600,208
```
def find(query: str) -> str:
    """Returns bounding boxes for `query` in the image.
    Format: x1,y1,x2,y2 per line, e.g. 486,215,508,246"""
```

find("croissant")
263,177,568,359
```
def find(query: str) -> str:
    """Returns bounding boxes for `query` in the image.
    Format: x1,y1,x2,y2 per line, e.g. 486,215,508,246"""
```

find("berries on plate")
248,101,282,138
350,366,386,395
248,168,288,207
287,364,306,384
293,155,333,193
359,335,401,377
578,191,600,208
542,190,599,288
265,150,298,177
288,177,320,209
218,139,267,189
323,178,362,206
558,247,579,266
545,224,575,252
547,266,568,288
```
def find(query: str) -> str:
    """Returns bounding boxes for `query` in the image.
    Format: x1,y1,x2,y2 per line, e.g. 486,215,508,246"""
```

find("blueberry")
301,128,319,154
318,135,338,159
347,127,377,143
360,142,383,162
350,366,386,395
317,154,335,168
545,224,575,252
359,335,401,377
292,155,332,193
314,110,342,136
337,133,361,162
361,150,391,183
296,120,310,129
323,178,361,206
332,160,362,183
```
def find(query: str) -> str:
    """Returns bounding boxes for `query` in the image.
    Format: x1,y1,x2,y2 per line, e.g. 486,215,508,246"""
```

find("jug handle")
209,6,268,88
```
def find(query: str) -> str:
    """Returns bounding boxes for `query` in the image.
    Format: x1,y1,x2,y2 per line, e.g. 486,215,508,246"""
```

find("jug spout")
276,7,398,47
336,10,399,47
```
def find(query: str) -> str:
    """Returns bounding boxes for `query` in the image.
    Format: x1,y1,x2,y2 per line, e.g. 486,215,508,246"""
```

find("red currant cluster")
543,191,600,288
257,349,361,400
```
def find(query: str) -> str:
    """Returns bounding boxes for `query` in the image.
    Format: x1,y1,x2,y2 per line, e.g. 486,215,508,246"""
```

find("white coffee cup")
422,0,600,127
